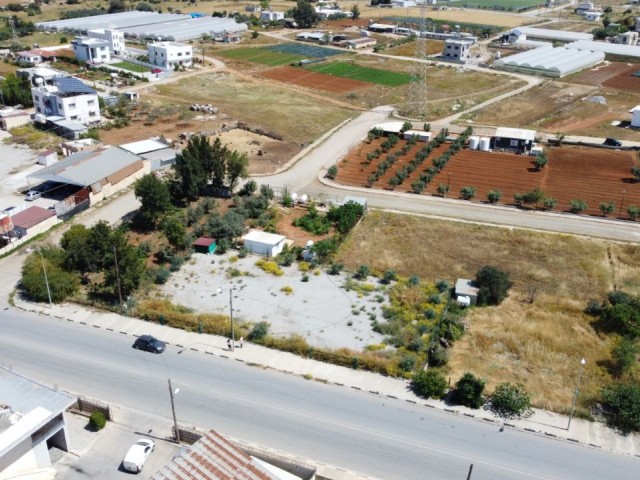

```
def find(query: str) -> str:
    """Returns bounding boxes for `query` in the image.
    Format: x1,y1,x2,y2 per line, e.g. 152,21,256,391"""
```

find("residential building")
583,10,602,21
0,366,76,478
147,42,192,69
17,50,44,65
32,77,100,124
17,66,69,87
260,10,284,21
87,28,126,54
71,36,111,64
443,38,472,63
615,31,638,45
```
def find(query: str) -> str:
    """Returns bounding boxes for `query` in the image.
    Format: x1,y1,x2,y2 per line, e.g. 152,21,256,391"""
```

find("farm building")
454,279,479,306
403,130,431,142
295,31,327,43
242,230,286,257
11,206,57,238
583,11,602,22
504,27,593,43
631,106,640,128
119,138,175,170
193,237,216,254
368,23,397,33
491,127,536,153
492,46,604,78
342,37,377,49
371,121,404,135
37,149,57,166
566,41,640,60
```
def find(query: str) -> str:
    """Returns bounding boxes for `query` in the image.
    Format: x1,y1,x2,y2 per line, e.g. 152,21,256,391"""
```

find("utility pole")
113,246,123,307
168,379,181,444
229,288,235,351
467,464,473,480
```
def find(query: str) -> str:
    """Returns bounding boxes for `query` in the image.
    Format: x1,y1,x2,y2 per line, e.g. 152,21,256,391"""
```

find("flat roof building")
72,36,111,64
148,42,193,69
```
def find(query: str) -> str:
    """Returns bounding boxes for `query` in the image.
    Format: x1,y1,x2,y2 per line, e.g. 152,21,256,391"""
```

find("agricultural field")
569,62,640,94
307,62,413,87
383,39,445,58
152,72,356,146
335,210,640,412
450,0,544,11
259,66,371,93
336,136,640,217
458,80,640,140
216,44,346,67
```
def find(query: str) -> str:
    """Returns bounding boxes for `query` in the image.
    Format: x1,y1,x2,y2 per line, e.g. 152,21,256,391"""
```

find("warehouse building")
503,27,593,44
493,46,604,78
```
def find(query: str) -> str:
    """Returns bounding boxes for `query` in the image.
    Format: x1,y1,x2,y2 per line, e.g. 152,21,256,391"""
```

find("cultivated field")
449,0,544,9
336,138,640,217
335,210,640,411
216,44,346,67
570,62,640,93
258,66,371,93
307,62,413,86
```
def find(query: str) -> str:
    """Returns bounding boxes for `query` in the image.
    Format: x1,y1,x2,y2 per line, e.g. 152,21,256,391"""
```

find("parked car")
132,335,166,353
24,191,42,201
603,138,622,147
151,68,162,74
122,438,155,473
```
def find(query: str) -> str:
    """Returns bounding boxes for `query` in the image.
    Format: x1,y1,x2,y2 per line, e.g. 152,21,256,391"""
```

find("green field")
307,62,412,87
216,47,302,66
451,0,543,10
112,61,151,73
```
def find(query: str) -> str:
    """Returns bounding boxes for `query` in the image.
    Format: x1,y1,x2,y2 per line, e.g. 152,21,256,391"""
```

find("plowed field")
336,138,640,217
572,62,640,93
258,66,370,93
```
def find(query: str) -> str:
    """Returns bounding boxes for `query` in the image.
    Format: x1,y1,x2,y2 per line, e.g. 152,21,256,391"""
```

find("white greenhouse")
493,46,604,78
566,41,640,60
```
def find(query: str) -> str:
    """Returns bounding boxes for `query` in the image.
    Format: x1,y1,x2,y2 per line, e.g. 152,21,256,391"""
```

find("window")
510,139,519,147
89,111,97,117
88,100,95,106
71,115,78,120
69,103,76,109
58,103,63,109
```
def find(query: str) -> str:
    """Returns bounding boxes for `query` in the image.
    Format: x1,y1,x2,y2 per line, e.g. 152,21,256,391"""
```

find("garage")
242,230,286,258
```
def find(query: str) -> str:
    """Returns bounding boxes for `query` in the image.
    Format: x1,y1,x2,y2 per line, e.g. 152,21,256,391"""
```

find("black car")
603,138,622,147
133,335,166,353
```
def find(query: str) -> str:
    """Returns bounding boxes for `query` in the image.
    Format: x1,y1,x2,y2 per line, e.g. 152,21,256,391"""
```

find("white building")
0,367,76,478
260,10,284,21
615,31,638,46
242,230,286,257
32,77,100,124
147,42,192,69
443,38,472,63
583,10,602,21
631,106,640,128
71,36,111,64
87,28,126,54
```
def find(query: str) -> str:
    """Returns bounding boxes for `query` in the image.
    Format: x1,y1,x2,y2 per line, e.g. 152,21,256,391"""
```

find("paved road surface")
1,310,637,480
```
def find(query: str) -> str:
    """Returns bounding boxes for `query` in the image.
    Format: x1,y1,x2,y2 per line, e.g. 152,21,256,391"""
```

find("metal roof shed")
193,237,216,254
242,230,286,258
454,278,479,305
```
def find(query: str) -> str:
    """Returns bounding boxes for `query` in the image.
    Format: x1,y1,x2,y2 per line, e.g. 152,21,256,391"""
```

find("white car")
122,438,155,474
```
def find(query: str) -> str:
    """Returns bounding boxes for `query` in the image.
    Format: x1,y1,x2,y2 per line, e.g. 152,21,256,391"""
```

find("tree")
554,131,566,147
103,230,146,299
569,199,587,214
522,188,545,208
513,192,524,206
162,216,187,251
351,3,360,20
602,382,640,433
326,165,338,180
475,265,512,306
238,179,257,196
533,151,548,170
631,166,640,182
108,0,126,13
134,173,172,227
60,224,93,277
628,205,640,220
86,221,114,272
460,185,477,200
292,0,320,28
437,183,449,197
0,74,34,107
600,202,615,217
173,135,213,200
411,369,447,399
451,372,486,409
355,264,369,280
206,211,246,241
487,190,502,204
225,150,249,192
542,197,558,210
21,246,79,303
488,382,532,419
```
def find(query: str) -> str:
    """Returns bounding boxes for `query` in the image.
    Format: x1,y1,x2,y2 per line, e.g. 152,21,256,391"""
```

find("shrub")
584,299,603,316
601,382,640,433
570,199,587,214
627,205,640,220
281,285,293,294
381,270,397,284
89,411,107,431
475,265,512,306
328,262,343,275
411,369,447,399
542,197,558,210
326,165,338,180
611,338,639,377
255,259,284,276
460,185,477,200
427,344,449,367
248,321,270,341
154,266,171,284
451,372,486,409
355,264,370,280
487,189,502,204
435,279,449,293
488,382,532,419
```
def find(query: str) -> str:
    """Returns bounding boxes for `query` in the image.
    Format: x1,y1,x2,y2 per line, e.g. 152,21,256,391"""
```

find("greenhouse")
567,41,640,60
36,12,190,34
119,17,248,42
493,46,604,78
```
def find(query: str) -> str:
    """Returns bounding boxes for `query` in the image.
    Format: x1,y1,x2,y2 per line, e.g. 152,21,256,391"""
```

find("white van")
122,439,154,473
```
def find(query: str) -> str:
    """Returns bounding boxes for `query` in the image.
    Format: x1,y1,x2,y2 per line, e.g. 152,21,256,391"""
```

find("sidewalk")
14,295,640,459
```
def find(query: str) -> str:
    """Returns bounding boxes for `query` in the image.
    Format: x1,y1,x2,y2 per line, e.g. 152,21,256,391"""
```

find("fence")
71,395,113,421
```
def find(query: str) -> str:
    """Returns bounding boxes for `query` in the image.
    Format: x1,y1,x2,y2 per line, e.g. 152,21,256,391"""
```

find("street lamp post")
567,358,586,430
619,190,626,217
218,286,235,351
31,247,52,308
168,379,181,444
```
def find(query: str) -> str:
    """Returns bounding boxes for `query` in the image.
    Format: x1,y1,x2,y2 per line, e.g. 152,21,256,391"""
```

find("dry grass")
336,210,640,411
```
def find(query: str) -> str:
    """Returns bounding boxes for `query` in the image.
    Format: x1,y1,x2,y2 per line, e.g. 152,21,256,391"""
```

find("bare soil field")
258,66,371,93
335,210,640,411
336,138,640,216
571,62,640,93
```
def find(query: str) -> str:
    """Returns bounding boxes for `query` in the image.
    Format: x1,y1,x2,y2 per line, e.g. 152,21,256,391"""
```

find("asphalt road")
2,310,637,480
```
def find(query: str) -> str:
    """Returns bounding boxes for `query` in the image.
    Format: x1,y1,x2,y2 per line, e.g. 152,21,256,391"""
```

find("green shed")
193,237,217,254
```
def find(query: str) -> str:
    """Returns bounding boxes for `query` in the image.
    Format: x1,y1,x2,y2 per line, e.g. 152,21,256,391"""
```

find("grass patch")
217,47,302,66
5,124,59,150
307,62,412,86
335,210,640,412
112,61,151,73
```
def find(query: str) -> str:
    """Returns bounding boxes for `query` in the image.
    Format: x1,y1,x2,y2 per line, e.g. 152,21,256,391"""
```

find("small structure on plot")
37,149,57,166
455,278,479,306
371,121,404,136
491,127,536,153
193,236,216,254
11,206,57,238
342,37,377,50
0,108,31,130
403,130,431,142
631,105,640,127
242,230,286,257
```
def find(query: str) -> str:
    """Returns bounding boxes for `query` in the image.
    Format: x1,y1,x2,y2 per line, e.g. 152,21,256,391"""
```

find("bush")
411,369,447,399
602,382,640,433
488,382,532,419
475,265,512,306
328,262,343,275
487,190,502,204
154,266,171,284
451,372,486,409
326,165,338,180
381,270,397,284
89,411,107,431
427,344,449,367
570,199,587,214
248,321,270,341
611,338,639,377
355,264,370,280
460,185,477,200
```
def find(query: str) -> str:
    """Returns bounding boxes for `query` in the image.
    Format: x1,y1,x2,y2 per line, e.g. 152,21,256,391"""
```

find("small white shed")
454,278,479,305
631,105,640,128
37,149,58,166
242,230,286,257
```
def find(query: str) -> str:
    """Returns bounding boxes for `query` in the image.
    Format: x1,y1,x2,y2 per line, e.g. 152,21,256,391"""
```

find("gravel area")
159,252,388,351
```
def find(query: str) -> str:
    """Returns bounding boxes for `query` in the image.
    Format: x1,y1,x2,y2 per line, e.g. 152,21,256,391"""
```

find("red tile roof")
12,206,55,230
193,237,216,247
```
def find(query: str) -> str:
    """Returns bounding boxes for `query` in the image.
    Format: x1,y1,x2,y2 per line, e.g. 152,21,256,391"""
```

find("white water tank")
468,136,479,150
479,137,491,151
300,194,308,204
290,192,298,203
457,295,471,307
496,51,501,60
